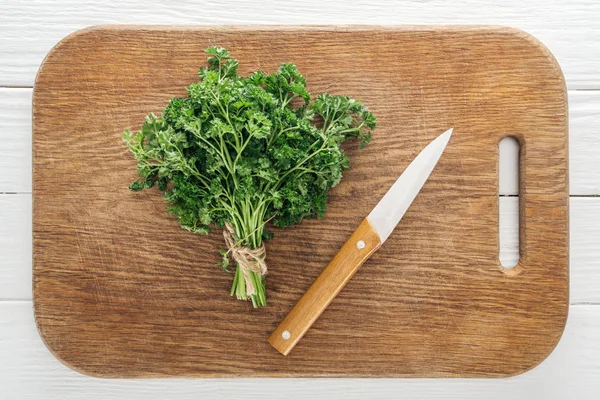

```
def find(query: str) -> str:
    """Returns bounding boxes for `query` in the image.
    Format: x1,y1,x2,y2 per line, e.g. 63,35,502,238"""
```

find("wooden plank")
7,196,598,304
1,301,599,399
569,91,600,195
3,89,600,195
6,196,598,305
0,89,31,193
570,197,600,304
1,1,600,88
0,194,31,300
499,137,520,196
499,196,519,268
31,26,568,377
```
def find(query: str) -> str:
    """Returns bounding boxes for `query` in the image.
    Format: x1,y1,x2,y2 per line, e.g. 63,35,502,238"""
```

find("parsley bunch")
123,47,376,307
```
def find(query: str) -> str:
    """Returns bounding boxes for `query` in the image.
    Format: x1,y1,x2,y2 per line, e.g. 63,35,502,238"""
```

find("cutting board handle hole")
499,137,520,271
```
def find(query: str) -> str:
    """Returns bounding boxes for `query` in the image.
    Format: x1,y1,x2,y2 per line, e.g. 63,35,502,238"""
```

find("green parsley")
123,47,376,307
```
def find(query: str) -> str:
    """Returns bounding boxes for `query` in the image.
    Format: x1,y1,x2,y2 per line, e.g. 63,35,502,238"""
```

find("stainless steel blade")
366,128,453,243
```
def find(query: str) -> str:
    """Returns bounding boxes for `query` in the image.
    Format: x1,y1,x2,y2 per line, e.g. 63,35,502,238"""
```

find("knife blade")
268,128,453,355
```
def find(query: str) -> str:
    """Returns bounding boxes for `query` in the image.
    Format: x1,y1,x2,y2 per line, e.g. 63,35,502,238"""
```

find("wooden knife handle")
268,218,382,355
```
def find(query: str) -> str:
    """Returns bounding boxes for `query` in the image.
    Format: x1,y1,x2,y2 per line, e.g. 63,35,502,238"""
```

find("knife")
268,128,453,355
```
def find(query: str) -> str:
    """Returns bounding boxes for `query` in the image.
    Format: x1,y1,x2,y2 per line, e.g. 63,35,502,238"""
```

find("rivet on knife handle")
268,218,381,355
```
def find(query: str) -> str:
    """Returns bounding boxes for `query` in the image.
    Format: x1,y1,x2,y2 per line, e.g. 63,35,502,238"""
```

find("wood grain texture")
569,91,600,195
0,194,32,300
3,0,600,89
3,302,600,400
269,219,381,355
499,196,519,268
32,26,568,377
0,89,32,193
499,137,520,196
7,88,600,196
19,197,600,304
15,197,600,303
17,196,600,301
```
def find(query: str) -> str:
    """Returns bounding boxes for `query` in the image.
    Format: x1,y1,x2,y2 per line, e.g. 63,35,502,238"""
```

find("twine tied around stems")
222,222,267,297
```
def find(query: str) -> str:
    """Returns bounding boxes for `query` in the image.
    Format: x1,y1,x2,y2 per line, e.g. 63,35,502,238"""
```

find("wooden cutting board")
33,26,569,378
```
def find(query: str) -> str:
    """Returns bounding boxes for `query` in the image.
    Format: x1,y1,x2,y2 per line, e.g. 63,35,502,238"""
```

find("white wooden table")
1,1,599,398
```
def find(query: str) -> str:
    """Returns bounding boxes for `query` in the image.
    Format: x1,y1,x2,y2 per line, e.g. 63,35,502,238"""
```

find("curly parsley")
123,47,376,307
